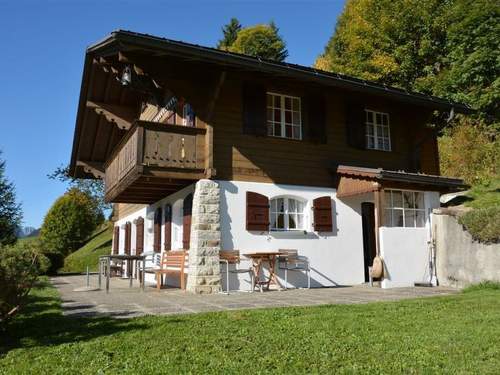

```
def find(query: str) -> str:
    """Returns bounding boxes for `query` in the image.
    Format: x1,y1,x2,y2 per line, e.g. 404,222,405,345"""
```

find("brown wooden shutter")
113,226,120,254
124,222,132,255
135,217,144,255
346,100,366,149
305,93,327,143
246,191,270,231
183,194,193,250
164,204,172,251
313,196,333,232
242,83,267,136
153,207,162,253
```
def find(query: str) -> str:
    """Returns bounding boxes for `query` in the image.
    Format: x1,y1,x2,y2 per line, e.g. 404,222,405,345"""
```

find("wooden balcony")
104,121,208,203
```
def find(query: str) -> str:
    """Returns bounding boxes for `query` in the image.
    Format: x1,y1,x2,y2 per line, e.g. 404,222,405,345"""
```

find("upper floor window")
267,93,302,140
365,109,390,151
270,197,305,231
384,190,425,228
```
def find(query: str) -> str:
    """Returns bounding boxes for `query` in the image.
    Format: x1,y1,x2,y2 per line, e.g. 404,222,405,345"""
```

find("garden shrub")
40,188,102,271
458,206,500,243
439,119,499,186
0,241,49,327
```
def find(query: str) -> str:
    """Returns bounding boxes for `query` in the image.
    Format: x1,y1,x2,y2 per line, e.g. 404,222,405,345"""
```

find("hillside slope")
61,223,112,273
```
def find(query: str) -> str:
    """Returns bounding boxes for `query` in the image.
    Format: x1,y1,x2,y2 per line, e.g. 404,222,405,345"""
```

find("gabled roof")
88,29,472,114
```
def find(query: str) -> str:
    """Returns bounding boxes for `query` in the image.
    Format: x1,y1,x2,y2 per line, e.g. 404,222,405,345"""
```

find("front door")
361,202,377,282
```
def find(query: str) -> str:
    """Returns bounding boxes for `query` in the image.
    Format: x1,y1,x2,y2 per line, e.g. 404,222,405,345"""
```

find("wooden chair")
278,249,311,289
146,250,188,291
219,250,254,294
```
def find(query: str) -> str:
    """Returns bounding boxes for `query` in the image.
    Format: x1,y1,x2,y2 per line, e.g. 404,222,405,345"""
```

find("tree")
315,0,499,183
40,188,102,260
0,151,22,246
315,0,499,124
49,164,109,216
217,17,242,50
217,19,288,62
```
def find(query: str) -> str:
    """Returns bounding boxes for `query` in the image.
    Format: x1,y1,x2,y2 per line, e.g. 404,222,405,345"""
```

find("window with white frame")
384,190,426,228
270,197,305,231
365,109,391,151
267,93,302,140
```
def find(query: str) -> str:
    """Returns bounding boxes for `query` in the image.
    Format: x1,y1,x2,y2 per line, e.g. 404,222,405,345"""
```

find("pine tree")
217,17,242,50
0,151,22,246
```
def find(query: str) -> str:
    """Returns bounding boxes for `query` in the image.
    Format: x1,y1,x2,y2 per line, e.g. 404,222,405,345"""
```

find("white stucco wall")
217,180,367,289
380,191,440,288
113,182,441,290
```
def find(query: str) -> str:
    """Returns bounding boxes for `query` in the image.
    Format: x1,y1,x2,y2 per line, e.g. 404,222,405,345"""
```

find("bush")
439,119,499,186
458,206,500,243
0,241,49,327
40,188,102,267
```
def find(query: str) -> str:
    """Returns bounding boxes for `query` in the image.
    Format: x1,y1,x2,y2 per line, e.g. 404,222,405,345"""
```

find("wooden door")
183,193,193,250
361,202,376,282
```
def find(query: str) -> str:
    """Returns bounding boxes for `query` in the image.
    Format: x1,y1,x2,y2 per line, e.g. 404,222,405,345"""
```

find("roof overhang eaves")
87,30,472,114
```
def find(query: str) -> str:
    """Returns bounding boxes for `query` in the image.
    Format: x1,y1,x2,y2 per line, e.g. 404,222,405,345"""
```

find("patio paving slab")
51,275,458,319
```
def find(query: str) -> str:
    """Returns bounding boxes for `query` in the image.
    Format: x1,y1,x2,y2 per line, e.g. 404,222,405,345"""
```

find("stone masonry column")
186,179,222,294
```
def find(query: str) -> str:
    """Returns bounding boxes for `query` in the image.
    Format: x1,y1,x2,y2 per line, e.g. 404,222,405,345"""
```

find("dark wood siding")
113,226,119,254
183,194,193,250
135,217,144,255
212,74,439,187
153,207,162,253
164,204,172,251
313,197,333,232
246,192,270,231
124,222,132,255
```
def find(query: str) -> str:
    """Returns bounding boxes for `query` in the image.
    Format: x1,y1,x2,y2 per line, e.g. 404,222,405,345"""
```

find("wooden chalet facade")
70,30,470,290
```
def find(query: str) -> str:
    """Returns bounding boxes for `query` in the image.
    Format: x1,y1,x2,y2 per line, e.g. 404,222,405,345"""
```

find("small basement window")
384,190,425,228
365,109,391,151
267,93,302,140
270,197,305,231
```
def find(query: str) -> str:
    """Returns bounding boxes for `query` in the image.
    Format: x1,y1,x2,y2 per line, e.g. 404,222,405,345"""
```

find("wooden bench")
144,250,188,291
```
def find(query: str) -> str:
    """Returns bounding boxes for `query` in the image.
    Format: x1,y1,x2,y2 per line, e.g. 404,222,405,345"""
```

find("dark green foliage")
0,151,22,246
2,282,500,372
217,19,288,62
316,0,499,124
61,222,112,273
0,242,49,326
40,189,103,267
216,17,242,50
458,206,500,243
48,164,109,214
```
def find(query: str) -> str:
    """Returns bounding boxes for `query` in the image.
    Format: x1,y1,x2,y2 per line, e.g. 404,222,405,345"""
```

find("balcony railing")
104,121,207,202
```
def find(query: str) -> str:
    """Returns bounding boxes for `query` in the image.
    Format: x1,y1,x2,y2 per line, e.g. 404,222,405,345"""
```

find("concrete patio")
51,275,458,319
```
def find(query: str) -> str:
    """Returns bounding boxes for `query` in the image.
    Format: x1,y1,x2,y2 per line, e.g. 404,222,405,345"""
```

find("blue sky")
0,0,345,228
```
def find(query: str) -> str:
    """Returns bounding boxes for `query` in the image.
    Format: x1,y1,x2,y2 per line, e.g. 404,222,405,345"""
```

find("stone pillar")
186,179,222,294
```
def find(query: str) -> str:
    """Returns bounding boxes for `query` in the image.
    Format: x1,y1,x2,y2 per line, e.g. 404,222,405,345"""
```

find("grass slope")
466,178,500,209
1,280,500,373
61,223,112,273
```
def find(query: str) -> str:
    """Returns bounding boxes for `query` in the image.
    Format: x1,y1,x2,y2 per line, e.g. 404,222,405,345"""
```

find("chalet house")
69,30,469,292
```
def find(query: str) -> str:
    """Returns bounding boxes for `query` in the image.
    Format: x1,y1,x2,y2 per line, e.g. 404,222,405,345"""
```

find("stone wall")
186,179,222,294
434,211,500,288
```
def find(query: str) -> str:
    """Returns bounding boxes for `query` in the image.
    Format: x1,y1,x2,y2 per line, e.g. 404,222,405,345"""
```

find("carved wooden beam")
86,101,135,130
76,161,105,179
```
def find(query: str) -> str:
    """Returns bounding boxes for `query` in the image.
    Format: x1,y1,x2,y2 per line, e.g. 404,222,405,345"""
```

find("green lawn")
465,178,500,209
1,280,499,373
61,223,112,273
